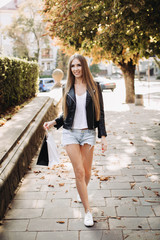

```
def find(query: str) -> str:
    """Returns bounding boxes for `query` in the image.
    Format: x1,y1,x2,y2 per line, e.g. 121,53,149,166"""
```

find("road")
38,76,160,111
102,77,160,112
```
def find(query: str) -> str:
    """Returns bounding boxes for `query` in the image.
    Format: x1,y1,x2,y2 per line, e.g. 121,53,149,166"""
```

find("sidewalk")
0,102,160,240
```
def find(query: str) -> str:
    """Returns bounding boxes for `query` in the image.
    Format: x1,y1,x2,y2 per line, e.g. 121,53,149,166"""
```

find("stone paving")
0,101,160,240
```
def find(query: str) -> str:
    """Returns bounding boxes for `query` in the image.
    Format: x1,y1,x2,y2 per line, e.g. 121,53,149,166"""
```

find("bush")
39,75,52,78
0,57,39,114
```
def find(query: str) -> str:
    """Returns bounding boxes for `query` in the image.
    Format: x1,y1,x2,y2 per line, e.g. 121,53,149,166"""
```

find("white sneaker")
77,193,82,203
84,210,94,227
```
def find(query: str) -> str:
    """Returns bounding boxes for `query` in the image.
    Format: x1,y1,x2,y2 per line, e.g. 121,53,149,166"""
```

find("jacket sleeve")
54,113,64,129
97,83,107,138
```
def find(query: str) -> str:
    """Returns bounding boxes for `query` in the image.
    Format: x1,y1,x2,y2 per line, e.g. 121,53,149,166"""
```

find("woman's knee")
75,167,85,181
85,169,91,179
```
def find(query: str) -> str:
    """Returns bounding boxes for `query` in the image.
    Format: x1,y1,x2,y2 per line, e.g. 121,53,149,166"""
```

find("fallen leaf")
56,221,65,224
130,183,136,189
60,164,65,167
65,190,68,193
51,166,56,170
8,204,12,210
146,173,152,178
157,163,160,166
34,170,41,174
101,211,104,216
98,176,111,181
132,198,138,202
59,183,65,187
138,225,142,228
130,142,134,145
154,191,160,197
48,185,54,188
0,119,7,127
142,158,150,163
40,176,45,179
144,186,151,190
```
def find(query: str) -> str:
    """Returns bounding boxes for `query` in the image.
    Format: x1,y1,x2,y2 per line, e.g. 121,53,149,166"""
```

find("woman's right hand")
43,120,56,131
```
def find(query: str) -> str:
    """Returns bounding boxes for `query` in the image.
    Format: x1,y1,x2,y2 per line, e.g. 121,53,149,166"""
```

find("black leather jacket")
55,82,107,138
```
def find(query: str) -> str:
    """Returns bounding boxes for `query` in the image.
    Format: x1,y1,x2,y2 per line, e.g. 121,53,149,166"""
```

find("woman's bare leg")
81,144,94,186
65,144,91,212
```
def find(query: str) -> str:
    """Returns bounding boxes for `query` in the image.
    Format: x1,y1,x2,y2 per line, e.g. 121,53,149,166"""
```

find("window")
47,62,50,70
42,48,51,58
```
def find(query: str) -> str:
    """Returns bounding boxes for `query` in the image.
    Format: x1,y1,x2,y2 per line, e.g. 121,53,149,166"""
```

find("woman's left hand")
101,136,107,153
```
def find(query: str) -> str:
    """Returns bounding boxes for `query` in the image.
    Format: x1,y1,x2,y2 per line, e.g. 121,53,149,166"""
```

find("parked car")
110,72,123,80
39,78,55,92
95,76,116,92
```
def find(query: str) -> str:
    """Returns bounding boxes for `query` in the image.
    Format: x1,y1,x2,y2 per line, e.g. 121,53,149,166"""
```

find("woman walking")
43,54,107,227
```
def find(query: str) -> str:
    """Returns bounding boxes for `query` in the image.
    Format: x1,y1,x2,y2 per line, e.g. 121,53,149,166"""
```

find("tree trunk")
119,59,136,103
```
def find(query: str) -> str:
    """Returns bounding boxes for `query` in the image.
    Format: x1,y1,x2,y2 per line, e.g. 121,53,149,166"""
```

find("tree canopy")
42,0,160,102
6,0,50,61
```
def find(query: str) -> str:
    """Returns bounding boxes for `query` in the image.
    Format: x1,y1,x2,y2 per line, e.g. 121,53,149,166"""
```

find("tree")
89,64,100,77
42,0,160,103
6,0,50,61
56,49,70,78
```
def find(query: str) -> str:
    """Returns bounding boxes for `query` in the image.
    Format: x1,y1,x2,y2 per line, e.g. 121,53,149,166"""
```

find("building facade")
0,0,58,75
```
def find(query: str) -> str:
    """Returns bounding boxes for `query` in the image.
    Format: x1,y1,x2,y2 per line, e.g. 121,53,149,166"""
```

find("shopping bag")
46,130,60,167
37,136,49,166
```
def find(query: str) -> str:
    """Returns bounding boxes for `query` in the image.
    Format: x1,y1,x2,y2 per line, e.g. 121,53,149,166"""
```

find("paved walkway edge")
0,89,62,219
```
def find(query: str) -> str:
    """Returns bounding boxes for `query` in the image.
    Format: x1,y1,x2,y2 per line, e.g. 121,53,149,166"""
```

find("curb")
0,88,62,219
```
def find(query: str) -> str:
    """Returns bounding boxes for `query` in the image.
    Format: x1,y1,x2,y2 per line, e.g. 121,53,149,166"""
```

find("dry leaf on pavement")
34,170,41,174
130,183,136,189
144,186,151,190
59,183,65,187
98,176,111,181
154,191,160,197
142,158,150,162
132,198,138,202
56,221,65,224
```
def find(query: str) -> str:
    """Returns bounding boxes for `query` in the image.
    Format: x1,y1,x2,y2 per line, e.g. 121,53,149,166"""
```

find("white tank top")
72,92,88,129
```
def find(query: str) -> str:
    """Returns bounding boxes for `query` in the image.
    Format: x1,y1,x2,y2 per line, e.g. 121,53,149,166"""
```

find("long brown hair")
63,54,100,121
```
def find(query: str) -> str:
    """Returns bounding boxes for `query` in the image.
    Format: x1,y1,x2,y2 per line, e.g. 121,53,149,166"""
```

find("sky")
0,0,12,8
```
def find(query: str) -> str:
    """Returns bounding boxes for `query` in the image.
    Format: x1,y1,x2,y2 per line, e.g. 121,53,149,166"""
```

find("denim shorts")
61,128,96,147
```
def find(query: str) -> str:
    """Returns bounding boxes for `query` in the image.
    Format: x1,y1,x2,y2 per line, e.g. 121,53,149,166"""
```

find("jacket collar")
67,86,92,106
68,86,76,103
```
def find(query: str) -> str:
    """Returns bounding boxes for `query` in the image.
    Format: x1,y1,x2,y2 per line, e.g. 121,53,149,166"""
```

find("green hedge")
0,57,39,113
